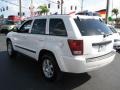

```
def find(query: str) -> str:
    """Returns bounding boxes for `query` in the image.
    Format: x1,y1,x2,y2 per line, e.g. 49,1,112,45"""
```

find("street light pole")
105,0,109,24
19,0,22,18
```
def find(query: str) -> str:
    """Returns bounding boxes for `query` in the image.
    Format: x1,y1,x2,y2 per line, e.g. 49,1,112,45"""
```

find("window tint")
19,20,32,33
74,18,112,36
49,19,67,36
31,19,46,34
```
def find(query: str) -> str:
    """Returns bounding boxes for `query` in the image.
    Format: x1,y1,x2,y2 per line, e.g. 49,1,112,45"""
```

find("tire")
7,40,16,58
117,49,120,52
4,30,9,35
40,53,62,81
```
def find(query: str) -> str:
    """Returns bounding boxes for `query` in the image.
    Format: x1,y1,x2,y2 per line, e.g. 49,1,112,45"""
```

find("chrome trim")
92,40,112,46
86,51,116,63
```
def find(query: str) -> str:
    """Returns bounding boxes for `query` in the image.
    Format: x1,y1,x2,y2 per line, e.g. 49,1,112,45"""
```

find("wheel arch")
6,38,11,43
38,49,56,62
38,49,66,72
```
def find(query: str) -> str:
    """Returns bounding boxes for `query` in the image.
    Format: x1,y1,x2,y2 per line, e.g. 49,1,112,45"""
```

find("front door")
15,20,33,56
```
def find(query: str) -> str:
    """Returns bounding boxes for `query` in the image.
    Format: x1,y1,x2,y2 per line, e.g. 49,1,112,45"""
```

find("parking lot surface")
0,35,120,90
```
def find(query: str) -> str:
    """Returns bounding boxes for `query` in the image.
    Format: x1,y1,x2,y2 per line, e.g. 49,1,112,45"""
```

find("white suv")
6,15,116,81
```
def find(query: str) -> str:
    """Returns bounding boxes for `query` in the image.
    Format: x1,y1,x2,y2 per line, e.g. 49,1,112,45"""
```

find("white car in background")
107,25,120,51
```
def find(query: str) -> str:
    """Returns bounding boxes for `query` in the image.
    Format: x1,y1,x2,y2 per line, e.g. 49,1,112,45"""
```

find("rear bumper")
61,51,116,73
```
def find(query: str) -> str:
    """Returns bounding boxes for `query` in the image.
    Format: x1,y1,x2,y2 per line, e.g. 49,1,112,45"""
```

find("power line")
0,0,60,9
0,0,19,6
0,0,28,9
46,0,58,4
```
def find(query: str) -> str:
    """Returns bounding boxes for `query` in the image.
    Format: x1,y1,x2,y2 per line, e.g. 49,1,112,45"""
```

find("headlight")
8,26,14,30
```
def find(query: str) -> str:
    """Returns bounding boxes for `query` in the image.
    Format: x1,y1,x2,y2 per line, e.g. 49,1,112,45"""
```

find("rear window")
74,18,112,36
108,26,117,33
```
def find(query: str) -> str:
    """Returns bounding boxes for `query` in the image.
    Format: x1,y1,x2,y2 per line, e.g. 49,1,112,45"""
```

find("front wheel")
7,40,16,58
40,53,62,81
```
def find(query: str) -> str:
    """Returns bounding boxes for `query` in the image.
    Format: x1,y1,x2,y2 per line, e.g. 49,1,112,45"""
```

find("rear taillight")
68,39,83,55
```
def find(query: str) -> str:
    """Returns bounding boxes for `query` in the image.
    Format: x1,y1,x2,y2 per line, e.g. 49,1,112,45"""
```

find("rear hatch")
74,16,114,59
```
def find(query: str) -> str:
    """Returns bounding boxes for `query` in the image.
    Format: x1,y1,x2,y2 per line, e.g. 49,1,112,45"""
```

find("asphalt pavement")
0,35,120,90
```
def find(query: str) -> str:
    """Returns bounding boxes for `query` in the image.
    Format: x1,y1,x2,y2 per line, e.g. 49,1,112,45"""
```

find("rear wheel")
7,40,16,58
40,53,62,81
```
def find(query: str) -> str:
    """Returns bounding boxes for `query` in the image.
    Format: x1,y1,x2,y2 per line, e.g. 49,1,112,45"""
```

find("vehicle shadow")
0,51,91,90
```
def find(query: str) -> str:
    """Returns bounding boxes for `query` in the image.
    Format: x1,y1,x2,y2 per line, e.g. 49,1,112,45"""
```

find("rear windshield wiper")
103,33,112,38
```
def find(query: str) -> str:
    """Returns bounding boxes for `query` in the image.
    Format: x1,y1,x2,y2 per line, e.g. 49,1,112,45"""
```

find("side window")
49,19,67,36
31,19,46,34
19,20,32,33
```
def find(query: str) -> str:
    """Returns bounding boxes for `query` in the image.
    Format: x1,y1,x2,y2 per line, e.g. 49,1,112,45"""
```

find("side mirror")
12,27,19,32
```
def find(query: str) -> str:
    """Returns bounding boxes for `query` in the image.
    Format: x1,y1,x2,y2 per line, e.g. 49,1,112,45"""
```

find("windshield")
5,21,15,25
74,18,112,36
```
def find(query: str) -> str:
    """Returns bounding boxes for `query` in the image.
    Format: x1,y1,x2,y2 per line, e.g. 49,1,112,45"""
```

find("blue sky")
0,0,120,17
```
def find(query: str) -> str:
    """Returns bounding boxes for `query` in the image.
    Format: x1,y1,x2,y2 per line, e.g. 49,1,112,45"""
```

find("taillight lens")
68,39,83,55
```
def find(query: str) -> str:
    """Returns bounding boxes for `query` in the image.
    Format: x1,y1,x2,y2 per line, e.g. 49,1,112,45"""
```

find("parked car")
0,21,3,30
0,18,7,33
6,15,116,81
0,20,20,34
107,25,120,51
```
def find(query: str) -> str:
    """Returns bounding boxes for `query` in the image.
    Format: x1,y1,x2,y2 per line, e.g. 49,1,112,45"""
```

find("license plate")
98,45,106,52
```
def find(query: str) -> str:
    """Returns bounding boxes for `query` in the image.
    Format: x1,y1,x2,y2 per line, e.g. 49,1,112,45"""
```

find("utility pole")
61,1,63,14
61,0,63,15
81,0,83,11
112,0,113,10
105,0,109,24
29,0,34,16
19,0,22,18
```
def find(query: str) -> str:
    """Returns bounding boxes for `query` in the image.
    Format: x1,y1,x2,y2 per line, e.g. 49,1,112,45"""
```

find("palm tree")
38,5,49,15
112,8,119,19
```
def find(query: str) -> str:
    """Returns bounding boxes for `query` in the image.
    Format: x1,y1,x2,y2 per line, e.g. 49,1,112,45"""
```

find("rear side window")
31,19,46,34
49,19,67,36
74,18,112,36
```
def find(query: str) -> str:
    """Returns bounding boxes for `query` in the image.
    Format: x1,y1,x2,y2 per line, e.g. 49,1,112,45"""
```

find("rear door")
74,17,114,58
27,18,47,59
45,18,68,57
